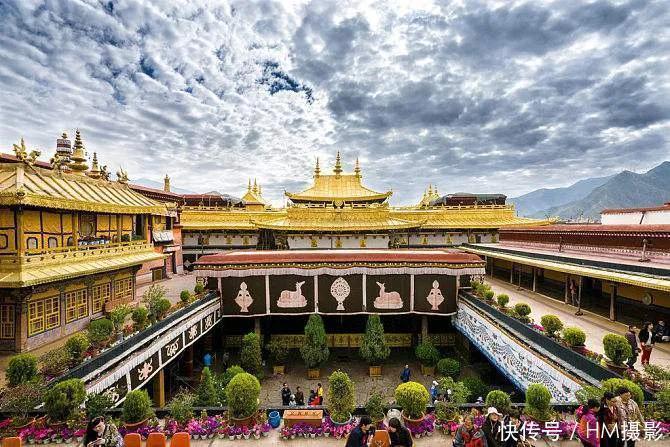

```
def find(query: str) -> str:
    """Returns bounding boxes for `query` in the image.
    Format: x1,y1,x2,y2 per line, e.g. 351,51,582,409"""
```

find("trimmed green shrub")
437,377,469,406
300,314,329,368
525,383,553,421
360,314,390,365
602,378,644,405
216,365,244,405
131,306,149,330
0,380,46,421
484,290,495,301
88,318,113,346
6,353,38,386
85,393,114,419
122,390,154,423
485,390,512,413
415,339,440,367
167,390,196,425
462,376,490,402
44,378,86,422
603,334,633,365
575,385,603,405
109,304,132,333
514,303,531,317
194,283,205,294
437,357,461,378
327,370,356,423
496,294,510,308
562,327,587,347
240,332,263,376
540,315,563,337
265,339,290,365
152,298,171,321
180,290,191,305
654,387,670,421
65,333,90,362
395,381,430,419
197,367,219,406
225,372,261,419
142,284,167,302
39,346,71,377
364,391,386,421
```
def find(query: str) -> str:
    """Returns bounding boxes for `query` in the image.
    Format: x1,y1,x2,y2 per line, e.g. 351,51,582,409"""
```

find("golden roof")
393,206,551,229
0,241,165,287
0,162,170,215
286,156,391,203
241,178,266,206
180,208,284,230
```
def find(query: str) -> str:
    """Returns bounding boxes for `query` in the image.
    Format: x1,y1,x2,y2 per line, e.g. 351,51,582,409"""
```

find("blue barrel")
268,410,281,428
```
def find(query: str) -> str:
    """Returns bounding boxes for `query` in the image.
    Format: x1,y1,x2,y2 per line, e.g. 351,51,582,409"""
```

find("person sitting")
453,415,487,447
345,416,374,447
288,394,296,407
83,417,123,447
388,417,412,447
295,386,305,406
654,320,669,342
307,389,317,406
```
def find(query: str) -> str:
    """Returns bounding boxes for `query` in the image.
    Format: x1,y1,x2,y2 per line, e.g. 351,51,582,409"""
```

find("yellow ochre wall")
0,208,16,253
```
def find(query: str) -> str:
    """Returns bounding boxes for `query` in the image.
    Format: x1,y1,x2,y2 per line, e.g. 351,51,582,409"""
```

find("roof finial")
314,157,321,177
257,183,262,195
428,184,433,195
253,178,258,193
354,157,361,178
12,137,41,165
164,173,171,192
69,129,89,174
247,178,252,192
87,152,101,179
334,151,342,175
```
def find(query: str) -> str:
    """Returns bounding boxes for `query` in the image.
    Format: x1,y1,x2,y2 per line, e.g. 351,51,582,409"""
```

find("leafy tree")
85,393,114,419
109,304,132,334
65,333,90,363
300,314,329,368
437,358,460,378
225,372,260,419
265,339,290,365
6,353,38,386
327,370,356,423
415,339,440,367
44,378,86,422
240,332,263,376
197,367,219,406
360,315,390,365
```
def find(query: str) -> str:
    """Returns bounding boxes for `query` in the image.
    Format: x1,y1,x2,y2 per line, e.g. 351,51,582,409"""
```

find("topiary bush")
194,283,205,294
415,339,440,367
180,290,191,305
437,357,460,378
602,378,644,405
395,381,430,420
197,367,219,406
85,392,114,420
540,315,563,337
327,370,356,423
167,390,196,425
266,339,290,365
240,332,263,376
122,390,154,423
300,314,329,369
437,377,469,406
485,390,512,413
225,372,261,420
603,334,633,365
496,294,510,308
151,298,171,321
360,314,390,365
44,378,86,422
216,365,245,405
6,353,38,386
513,303,532,323
131,306,149,331
462,376,490,402
525,383,553,421
65,333,90,363
364,391,386,421
88,318,114,346
562,327,587,347
484,290,495,301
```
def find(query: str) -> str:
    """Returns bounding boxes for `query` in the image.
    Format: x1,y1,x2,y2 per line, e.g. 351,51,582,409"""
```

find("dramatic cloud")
0,0,668,204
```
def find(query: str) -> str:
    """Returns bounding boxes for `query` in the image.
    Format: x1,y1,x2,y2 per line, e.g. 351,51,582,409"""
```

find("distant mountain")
133,178,194,194
540,161,670,221
510,175,613,217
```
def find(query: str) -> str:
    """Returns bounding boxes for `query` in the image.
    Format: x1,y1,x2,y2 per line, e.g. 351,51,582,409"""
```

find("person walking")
577,399,600,447
638,322,655,365
654,320,669,342
453,414,487,447
400,364,411,383
295,386,305,406
625,326,640,369
281,382,291,406
388,417,412,447
316,382,324,405
615,386,644,447
482,407,503,447
345,416,373,447
430,381,439,402
598,392,619,447
203,352,212,368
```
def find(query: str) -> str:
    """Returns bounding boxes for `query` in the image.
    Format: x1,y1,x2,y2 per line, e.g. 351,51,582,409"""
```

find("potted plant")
415,339,440,376
121,390,154,429
167,390,195,427
6,353,38,386
364,391,386,428
109,304,132,339
360,315,390,377
395,381,429,428
65,333,90,365
180,290,191,306
562,327,587,354
484,290,495,303
496,294,510,312
197,367,220,406
300,314,329,379
44,379,86,427
512,303,532,323
436,357,460,378
84,392,114,420
327,370,355,425
0,380,46,431
485,390,512,413
524,383,553,422
240,332,263,376
265,339,290,374
87,318,114,349
131,306,149,331
194,283,205,296
540,315,563,338
603,333,633,374
225,372,261,428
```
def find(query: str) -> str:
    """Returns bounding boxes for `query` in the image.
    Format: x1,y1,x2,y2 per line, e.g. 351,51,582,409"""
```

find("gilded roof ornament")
354,157,361,178
100,165,110,181
334,151,342,175
70,130,89,174
314,158,321,177
116,167,129,184
253,178,258,193
88,152,102,179
12,138,41,165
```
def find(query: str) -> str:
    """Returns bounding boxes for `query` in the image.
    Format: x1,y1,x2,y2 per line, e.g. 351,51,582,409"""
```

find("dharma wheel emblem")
330,277,350,311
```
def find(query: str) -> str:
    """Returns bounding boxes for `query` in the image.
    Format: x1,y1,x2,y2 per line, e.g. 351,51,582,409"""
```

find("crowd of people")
280,382,324,407
625,320,668,367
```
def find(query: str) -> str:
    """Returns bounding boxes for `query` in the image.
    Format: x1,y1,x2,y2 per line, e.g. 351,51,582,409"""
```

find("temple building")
180,154,549,266
0,133,175,352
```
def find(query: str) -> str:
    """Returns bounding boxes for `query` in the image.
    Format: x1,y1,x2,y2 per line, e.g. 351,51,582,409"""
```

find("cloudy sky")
1,0,668,205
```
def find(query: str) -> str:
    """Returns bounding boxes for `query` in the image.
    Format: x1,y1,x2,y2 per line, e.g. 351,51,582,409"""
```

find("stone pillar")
609,284,617,321
254,318,261,336
421,315,428,341
564,275,570,304
532,268,537,292
184,345,194,379
73,213,79,247
575,276,584,316
116,215,122,243
152,369,166,407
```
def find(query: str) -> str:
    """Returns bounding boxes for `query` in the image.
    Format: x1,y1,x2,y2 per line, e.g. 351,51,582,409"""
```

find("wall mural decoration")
269,275,315,314
374,281,403,309
426,281,444,310
331,277,350,311
235,282,253,312
365,275,410,313
221,276,267,316
414,275,457,314
277,280,307,308
318,274,363,314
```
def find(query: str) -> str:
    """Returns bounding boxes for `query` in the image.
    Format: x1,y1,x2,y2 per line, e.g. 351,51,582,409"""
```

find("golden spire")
314,157,321,177
247,178,252,192
354,157,361,178
87,152,101,179
164,174,171,192
428,184,433,195
253,178,258,193
334,151,342,175
70,129,89,174
258,183,262,195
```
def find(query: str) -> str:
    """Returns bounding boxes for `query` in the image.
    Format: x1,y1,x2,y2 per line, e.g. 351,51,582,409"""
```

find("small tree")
65,333,90,363
180,290,191,305
603,334,633,366
216,365,244,405
109,304,132,334
265,339,290,365
415,339,440,367
438,377,469,406
525,383,553,421
197,367,219,406
85,393,114,419
240,332,263,376
150,298,171,321
484,290,495,302
194,283,205,294
437,358,460,378
602,378,644,405
364,390,386,421
131,306,149,331
463,377,490,402
44,378,86,422
225,372,260,419
122,390,154,423
142,284,167,303
395,381,430,420
88,318,114,347
562,327,587,347
540,315,563,337
328,370,356,423
0,380,46,423
6,353,38,386
485,390,511,413
496,294,510,308
360,315,390,365
513,303,532,323
39,346,71,377
167,390,196,425
300,314,329,369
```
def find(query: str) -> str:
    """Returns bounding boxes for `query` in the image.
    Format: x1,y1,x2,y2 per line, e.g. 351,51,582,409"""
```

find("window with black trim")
47,237,58,248
26,237,38,249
